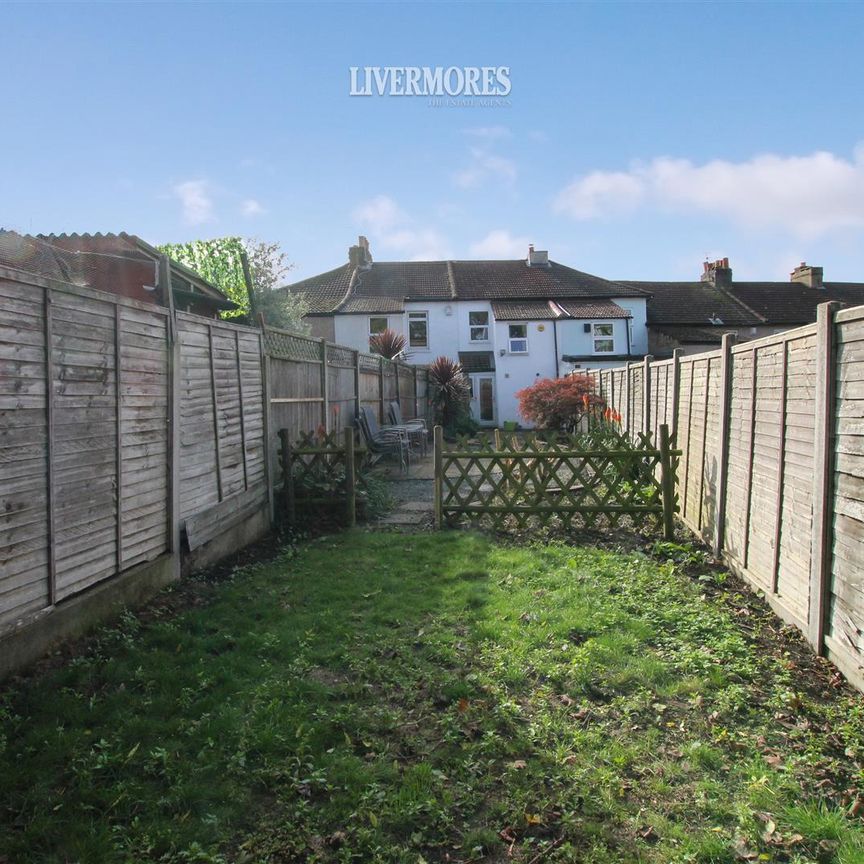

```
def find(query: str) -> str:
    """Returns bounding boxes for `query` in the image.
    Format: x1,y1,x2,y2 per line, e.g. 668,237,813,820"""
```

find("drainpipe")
626,316,632,357
553,318,560,377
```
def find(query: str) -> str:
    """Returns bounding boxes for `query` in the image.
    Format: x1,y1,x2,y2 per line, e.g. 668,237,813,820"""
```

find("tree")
157,237,308,332
516,375,603,431
428,356,473,435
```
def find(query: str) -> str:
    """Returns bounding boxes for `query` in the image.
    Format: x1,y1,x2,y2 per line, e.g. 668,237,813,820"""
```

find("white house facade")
287,238,649,427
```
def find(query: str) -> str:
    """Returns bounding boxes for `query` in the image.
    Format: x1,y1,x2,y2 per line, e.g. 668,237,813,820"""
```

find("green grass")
1,532,864,863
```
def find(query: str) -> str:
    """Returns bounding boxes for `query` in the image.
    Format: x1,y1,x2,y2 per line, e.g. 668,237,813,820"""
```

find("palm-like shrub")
516,374,603,431
428,356,472,433
369,328,406,360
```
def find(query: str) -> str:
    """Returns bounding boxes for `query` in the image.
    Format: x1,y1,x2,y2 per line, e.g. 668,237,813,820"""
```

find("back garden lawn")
2,532,864,863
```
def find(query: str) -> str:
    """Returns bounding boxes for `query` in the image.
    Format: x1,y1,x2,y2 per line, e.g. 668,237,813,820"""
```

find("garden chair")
387,401,428,457
358,406,410,473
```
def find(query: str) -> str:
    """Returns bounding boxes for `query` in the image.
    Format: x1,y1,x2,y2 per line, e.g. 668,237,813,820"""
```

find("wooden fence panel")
118,305,171,570
0,277,51,630
827,307,864,684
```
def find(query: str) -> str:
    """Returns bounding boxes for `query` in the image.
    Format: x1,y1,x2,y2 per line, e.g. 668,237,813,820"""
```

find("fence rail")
433,424,678,537
586,302,864,692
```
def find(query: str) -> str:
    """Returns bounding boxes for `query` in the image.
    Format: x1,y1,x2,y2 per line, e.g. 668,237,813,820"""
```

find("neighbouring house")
625,258,864,356
284,237,649,426
0,230,236,318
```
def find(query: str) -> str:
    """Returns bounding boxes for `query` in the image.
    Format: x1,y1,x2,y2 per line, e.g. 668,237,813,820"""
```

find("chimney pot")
700,257,732,288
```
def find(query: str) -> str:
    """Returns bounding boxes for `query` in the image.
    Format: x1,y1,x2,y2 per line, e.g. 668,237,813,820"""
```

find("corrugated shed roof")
652,325,738,344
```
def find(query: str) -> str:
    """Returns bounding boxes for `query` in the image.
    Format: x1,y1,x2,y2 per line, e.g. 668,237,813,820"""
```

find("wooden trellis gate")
433,424,679,537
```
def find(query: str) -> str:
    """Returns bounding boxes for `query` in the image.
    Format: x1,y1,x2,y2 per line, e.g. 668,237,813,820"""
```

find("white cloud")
454,147,517,189
352,194,405,234
352,195,451,260
241,198,265,217
554,146,864,238
173,180,214,225
469,229,531,258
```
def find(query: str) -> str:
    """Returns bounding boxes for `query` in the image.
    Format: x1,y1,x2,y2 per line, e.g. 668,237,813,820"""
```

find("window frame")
368,316,388,349
508,323,529,354
592,322,615,354
407,310,429,350
469,310,489,343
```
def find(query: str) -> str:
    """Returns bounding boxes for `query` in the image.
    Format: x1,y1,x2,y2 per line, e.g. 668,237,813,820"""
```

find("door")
469,374,496,426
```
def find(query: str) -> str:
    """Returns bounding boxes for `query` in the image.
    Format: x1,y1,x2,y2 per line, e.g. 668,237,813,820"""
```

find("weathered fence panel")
596,304,864,690
0,268,171,635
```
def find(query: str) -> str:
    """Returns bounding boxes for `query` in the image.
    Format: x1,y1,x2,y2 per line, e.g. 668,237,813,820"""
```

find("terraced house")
285,237,649,426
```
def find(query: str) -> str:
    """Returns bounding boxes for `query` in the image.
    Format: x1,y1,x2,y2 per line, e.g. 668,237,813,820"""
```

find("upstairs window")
408,311,429,348
369,316,388,349
592,323,614,353
469,311,489,342
508,324,528,353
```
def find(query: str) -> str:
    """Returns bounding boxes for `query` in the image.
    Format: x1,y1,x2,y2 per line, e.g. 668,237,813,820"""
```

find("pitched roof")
555,299,631,319
458,351,495,372
491,300,561,320
284,264,353,314
726,282,864,325
621,280,762,326
284,258,646,314
451,260,645,300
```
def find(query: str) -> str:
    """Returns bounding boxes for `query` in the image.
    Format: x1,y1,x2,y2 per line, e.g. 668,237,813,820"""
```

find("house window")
369,316,388,349
592,323,614,354
408,311,429,348
508,324,528,353
469,311,489,342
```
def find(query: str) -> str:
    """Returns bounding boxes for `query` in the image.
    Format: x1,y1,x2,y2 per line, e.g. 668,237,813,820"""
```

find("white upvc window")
469,311,489,342
508,324,528,353
369,316,388,349
592,322,615,354
408,311,429,349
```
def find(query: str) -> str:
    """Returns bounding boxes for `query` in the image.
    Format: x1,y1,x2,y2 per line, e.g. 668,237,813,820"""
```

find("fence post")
713,334,735,557
320,338,329,432
433,425,443,529
353,350,361,422
344,426,356,528
624,363,631,437
44,287,57,603
659,423,676,540
161,255,181,569
643,354,653,437
413,366,419,420
260,332,275,524
379,356,386,422
279,428,295,526
671,348,682,439
808,301,840,654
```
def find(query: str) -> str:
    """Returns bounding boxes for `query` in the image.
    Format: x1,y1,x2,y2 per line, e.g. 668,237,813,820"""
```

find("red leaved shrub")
516,375,604,430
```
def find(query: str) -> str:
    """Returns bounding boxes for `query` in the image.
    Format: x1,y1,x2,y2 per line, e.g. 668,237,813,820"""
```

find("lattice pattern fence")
434,425,678,536
278,428,357,527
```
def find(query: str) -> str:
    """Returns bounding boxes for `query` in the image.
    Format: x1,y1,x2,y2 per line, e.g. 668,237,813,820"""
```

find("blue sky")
3,1,864,283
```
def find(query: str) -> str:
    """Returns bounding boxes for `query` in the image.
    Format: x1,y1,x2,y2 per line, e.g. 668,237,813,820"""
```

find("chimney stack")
348,235,373,269
790,261,823,289
527,244,549,267
701,257,732,288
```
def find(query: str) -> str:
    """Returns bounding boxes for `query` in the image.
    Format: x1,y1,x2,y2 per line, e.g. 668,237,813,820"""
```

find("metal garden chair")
387,401,428,456
358,406,410,473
